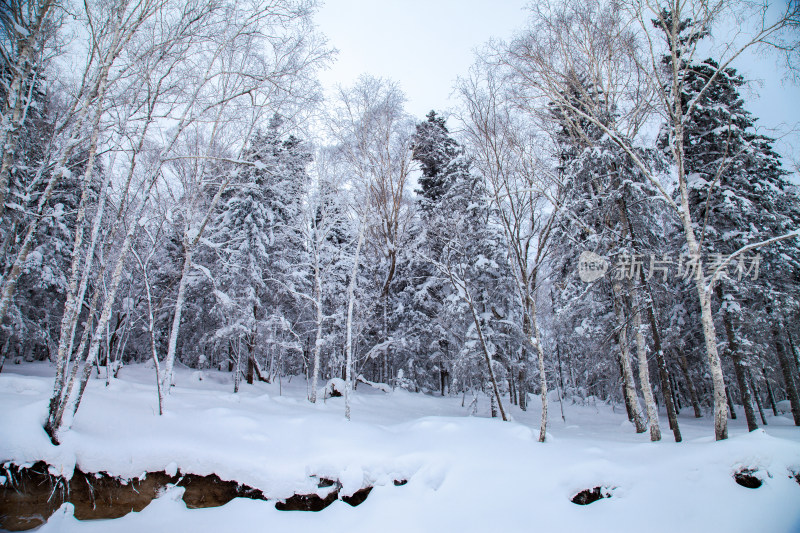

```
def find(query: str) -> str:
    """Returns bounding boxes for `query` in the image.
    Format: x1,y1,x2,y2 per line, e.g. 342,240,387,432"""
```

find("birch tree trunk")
344,217,366,421
618,196,681,441
46,176,158,441
132,245,164,415
669,22,728,439
159,246,192,396
310,256,323,403
0,0,56,219
612,282,646,433
632,298,661,441
466,295,507,422
527,297,548,442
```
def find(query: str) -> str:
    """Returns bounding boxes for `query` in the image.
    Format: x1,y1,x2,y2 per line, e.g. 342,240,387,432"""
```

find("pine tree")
675,58,800,427
548,76,676,440
401,111,466,392
412,111,462,206
205,115,312,389
424,153,514,420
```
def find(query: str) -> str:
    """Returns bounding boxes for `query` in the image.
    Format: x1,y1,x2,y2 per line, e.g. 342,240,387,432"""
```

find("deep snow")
1,362,799,532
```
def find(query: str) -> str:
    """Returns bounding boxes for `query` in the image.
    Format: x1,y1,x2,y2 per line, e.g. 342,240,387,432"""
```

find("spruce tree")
676,58,800,427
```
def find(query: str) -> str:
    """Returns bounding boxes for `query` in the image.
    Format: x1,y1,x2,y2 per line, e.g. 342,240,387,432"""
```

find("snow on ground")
1,362,799,533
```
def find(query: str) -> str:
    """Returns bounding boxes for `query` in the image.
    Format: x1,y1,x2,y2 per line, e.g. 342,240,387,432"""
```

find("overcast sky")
315,0,530,118
315,0,800,175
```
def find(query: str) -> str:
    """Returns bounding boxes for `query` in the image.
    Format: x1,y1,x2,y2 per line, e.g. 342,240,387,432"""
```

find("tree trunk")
246,344,255,385
508,371,516,405
344,217,366,421
726,386,737,420
0,0,56,219
518,366,528,411
612,283,646,433
644,301,680,439
771,318,800,425
245,304,258,386
748,371,767,426
620,364,635,423
632,297,661,441
160,245,192,397
467,298,507,422
716,286,758,431
528,297,548,441
788,329,800,376
668,373,679,412
695,276,728,439
45,191,151,441
309,261,323,403
730,354,756,429
620,193,680,441
233,343,241,394
678,349,702,418
762,367,779,416
671,50,728,440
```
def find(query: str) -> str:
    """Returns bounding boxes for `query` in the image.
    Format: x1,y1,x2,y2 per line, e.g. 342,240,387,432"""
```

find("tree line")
1,0,799,444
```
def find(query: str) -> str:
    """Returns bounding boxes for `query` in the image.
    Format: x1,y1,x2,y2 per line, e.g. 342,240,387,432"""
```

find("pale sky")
315,0,800,175
315,0,530,118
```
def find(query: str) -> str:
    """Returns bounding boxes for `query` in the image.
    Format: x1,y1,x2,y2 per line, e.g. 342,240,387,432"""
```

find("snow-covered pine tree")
401,111,468,393
207,115,312,391
548,74,678,440
413,111,461,208
421,133,514,420
674,58,800,427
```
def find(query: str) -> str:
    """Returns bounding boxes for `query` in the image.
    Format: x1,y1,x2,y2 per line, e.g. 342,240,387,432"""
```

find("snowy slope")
1,362,799,533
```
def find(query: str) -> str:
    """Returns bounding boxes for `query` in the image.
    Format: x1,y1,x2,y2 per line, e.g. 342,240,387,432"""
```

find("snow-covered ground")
2,362,799,533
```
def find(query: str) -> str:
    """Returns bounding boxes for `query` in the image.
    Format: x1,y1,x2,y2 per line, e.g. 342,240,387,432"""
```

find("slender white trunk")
310,256,323,403
344,219,366,420
633,297,661,441
613,281,646,433
48,286,100,440
64,218,143,423
0,0,55,218
46,61,118,433
695,274,728,440
160,245,192,396
670,42,728,440
133,246,163,414
529,298,548,442
679,176,728,439
157,168,236,407
49,185,155,439
233,340,242,393
465,292,507,422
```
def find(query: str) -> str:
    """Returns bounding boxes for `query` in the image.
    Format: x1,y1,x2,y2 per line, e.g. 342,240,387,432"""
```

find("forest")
1,0,800,531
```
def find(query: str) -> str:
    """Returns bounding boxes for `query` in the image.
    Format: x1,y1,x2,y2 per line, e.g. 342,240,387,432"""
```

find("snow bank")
1,362,799,533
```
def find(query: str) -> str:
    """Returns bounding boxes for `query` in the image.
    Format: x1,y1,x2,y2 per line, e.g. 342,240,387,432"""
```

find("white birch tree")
498,0,799,440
